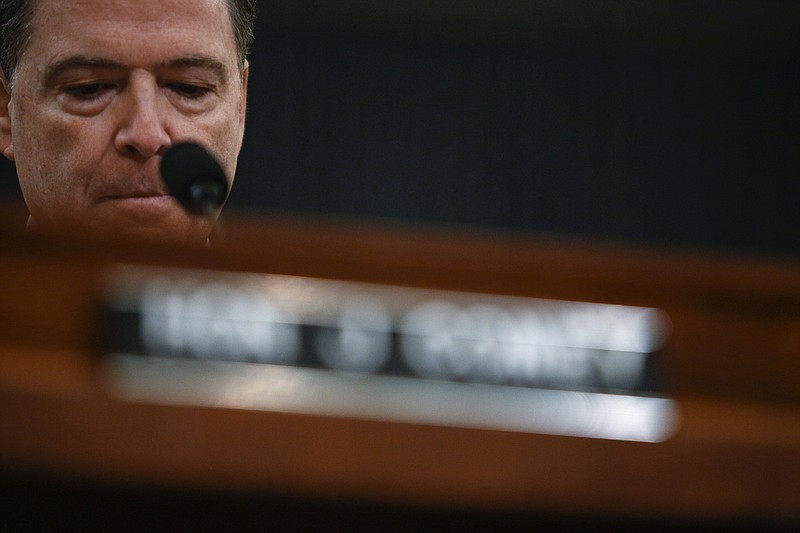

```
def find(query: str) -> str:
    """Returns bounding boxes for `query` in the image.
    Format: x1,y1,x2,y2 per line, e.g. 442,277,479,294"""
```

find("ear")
237,60,249,148
0,70,14,161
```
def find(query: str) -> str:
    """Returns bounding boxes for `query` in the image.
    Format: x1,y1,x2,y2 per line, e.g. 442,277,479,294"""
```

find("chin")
115,224,210,245
107,204,213,243
82,215,211,245
29,207,213,245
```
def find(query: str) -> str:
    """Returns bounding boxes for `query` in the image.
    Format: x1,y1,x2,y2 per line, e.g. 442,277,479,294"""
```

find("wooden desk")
2,210,799,528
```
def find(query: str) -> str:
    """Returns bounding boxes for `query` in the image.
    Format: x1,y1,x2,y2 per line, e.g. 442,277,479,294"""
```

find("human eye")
58,81,116,114
64,82,114,101
169,82,213,99
164,80,217,113
166,81,218,108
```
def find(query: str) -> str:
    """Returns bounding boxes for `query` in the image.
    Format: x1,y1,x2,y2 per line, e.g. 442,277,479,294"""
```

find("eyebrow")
43,55,230,87
44,56,126,87
161,56,229,86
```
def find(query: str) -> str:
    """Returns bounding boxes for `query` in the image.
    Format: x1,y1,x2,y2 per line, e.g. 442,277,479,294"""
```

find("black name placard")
101,265,670,395
100,265,677,442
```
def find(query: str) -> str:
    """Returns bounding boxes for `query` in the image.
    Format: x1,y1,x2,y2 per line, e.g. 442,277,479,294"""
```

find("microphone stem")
202,203,225,246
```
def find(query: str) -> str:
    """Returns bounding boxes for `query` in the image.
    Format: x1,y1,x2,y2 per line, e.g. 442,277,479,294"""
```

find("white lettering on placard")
399,300,652,389
314,295,392,372
106,266,667,391
140,277,300,364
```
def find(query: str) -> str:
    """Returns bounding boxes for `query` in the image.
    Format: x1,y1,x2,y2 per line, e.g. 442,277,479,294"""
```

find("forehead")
24,0,237,67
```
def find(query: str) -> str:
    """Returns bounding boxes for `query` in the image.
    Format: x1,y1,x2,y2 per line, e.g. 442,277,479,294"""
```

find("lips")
101,191,171,201
93,155,172,202
97,191,175,213
94,193,179,224
96,172,173,207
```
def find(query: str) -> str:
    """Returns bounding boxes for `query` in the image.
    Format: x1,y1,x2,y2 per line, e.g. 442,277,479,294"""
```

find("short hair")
0,0,257,87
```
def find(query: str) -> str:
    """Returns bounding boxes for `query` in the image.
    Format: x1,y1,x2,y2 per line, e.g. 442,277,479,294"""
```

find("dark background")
2,0,798,257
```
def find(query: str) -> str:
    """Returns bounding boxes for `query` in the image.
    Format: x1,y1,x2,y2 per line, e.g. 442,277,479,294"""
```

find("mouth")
100,192,172,201
97,193,179,217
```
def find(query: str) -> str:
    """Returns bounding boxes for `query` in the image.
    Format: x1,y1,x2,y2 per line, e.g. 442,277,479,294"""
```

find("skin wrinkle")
0,0,248,243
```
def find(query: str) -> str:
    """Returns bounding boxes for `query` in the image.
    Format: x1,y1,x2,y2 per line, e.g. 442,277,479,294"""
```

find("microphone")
160,142,229,217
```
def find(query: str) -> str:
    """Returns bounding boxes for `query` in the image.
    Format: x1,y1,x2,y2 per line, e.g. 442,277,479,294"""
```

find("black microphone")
160,142,229,217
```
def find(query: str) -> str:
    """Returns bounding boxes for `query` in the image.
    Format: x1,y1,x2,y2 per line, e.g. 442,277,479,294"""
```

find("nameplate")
101,265,670,395
100,265,677,442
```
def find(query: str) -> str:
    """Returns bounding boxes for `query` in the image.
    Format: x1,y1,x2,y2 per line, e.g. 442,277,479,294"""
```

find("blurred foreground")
1,202,800,530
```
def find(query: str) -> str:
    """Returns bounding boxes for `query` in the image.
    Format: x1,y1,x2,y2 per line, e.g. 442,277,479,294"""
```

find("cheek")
202,112,244,184
13,107,105,201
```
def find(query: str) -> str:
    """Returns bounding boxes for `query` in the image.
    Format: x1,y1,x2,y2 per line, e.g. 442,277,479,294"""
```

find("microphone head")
160,142,229,215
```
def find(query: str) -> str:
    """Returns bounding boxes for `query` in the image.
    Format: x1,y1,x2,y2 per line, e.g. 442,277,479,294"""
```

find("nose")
114,75,171,158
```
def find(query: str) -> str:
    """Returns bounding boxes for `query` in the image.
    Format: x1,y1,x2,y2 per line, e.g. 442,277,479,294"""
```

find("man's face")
0,0,248,243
